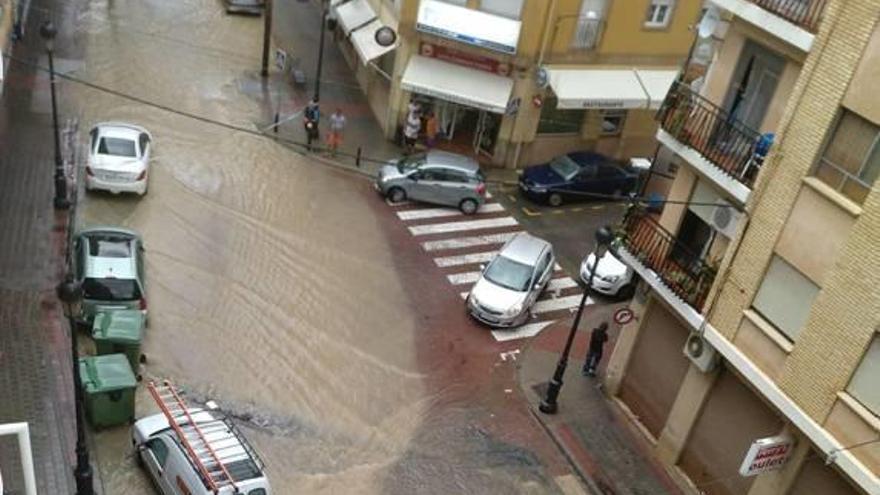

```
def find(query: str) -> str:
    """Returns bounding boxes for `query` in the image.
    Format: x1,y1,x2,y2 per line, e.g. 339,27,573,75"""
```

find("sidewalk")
517,311,683,495
240,0,523,185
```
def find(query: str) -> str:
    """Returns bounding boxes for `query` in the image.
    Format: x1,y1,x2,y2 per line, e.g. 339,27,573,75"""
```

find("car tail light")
139,298,147,311
85,166,94,177
476,183,486,196
136,170,146,181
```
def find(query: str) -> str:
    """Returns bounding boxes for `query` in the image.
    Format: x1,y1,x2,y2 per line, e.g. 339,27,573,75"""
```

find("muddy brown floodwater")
69,0,430,492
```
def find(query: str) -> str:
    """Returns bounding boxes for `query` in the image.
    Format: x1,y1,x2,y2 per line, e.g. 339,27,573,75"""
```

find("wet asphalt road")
50,0,585,493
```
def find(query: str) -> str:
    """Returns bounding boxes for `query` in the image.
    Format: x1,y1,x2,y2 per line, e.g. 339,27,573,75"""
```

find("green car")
74,227,147,323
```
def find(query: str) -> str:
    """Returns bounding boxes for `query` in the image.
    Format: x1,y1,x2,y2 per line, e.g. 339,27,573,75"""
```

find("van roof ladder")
147,380,238,493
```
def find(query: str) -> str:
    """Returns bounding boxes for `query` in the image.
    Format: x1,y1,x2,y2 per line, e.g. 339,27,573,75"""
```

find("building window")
753,256,820,342
600,110,627,136
813,110,880,205
480,0,524,19
571,0,607,49
645,0,675,28
847,335,880,416
537,97,584,134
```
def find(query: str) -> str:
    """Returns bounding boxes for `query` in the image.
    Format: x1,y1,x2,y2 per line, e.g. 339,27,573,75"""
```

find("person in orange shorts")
327,108,346,156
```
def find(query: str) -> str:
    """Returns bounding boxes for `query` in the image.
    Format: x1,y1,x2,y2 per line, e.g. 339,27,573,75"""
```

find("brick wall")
707,0,880,421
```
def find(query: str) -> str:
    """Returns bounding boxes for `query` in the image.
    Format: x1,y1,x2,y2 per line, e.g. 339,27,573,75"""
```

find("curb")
516,327,602,495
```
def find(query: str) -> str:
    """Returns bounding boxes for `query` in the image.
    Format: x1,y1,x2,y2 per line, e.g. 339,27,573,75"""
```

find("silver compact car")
467,233,555,327
376,151,487,214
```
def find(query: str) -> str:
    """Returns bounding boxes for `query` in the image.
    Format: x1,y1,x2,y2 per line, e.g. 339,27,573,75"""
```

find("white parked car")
132,408,271,495
86,122,152,195
467,233,555,327
579,250,636,298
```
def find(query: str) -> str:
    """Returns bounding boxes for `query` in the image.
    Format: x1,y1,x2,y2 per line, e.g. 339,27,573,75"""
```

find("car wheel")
387,187,406,203
460,198,478,215
548,193,563,207
618,283,636,300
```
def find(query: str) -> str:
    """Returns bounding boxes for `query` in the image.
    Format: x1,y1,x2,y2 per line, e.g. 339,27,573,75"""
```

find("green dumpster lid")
78,354,137,392
92,310,144,344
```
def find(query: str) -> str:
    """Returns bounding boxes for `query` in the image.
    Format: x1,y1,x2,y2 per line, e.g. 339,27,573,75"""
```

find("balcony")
616,207,717,312
710,0,825,51
657,82,766,202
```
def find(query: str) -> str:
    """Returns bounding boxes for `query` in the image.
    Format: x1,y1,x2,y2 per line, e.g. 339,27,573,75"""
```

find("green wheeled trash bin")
91,310,144,371
78,354,137,428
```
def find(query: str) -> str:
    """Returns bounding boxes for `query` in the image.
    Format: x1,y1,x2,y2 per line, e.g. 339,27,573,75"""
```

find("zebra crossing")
387,196,592,342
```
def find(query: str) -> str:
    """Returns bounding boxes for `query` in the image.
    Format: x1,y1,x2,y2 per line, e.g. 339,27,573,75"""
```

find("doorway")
671,210,714,272
433,100,501,158
722,40,785,131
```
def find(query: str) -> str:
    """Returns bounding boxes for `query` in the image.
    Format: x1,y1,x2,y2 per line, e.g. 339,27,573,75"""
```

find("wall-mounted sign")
506,97,521,116
532,95,543,108
274,48,288,71
419,43,510,76
536,67,549,89
416,0,521,55
739,435,795,477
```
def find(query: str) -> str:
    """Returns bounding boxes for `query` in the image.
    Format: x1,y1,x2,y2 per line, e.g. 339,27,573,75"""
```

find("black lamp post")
539,225,614,415
39,21,69,210
56,278,94,495
313,0,330,102
260,0,273,77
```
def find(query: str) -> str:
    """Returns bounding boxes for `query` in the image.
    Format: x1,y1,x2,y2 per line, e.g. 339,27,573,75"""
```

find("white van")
133,384,271,495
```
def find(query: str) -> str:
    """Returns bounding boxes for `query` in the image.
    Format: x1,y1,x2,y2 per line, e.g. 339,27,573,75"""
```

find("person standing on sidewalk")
582,322,609,377
326,108,346,157
304,97,320,151
403,110,421,154
424,112,438,149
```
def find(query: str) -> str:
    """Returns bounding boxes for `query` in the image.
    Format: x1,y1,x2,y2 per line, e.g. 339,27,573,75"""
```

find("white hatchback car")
86,122,152,195
580,250,636,298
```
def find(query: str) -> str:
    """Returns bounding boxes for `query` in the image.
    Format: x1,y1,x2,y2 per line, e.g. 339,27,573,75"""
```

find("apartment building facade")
604,0,880,494
306,0,701,167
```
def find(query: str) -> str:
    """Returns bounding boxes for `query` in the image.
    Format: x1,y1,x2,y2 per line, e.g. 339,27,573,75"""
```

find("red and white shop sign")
739,435,795,477
419,42,511,77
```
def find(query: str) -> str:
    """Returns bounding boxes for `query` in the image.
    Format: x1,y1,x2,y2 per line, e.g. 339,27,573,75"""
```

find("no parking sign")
613,308,635,326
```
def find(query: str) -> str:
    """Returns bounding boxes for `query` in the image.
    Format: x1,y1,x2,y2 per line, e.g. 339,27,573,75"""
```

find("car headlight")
529,185,547,193
601,275,620,283
504,303,524,317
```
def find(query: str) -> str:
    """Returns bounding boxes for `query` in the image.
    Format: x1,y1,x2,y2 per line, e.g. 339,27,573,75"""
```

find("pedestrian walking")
403,111,421,154
424,112,438,149
326,108,346,156
582,322,609,377
304,98,320,151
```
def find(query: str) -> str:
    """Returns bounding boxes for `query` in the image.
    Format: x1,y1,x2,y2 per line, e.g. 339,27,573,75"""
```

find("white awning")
334,0,377,36
401,56,514,114
546,68,679,110
635,70,680,110
350,19,397,65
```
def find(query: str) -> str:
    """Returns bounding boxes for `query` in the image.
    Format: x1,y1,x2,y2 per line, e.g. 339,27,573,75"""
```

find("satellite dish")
698,6,720,39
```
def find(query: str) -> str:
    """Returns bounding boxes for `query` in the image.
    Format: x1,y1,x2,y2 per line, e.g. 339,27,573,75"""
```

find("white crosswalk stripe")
491,321,554,342
434,250,498,268
397,203,504,221
385,191,491,207
409,217,518,236
533,295,589,314
421,232,520,252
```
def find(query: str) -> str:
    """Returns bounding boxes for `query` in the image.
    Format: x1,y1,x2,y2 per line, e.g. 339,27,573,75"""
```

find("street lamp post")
313,0,334,102
56,278,94,495
260,0,273,77
539,225,614,415
39,21,69,210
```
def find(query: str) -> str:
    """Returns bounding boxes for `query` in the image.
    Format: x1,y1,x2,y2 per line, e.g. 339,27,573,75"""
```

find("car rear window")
97,137,137,157
83,278,141,301
89,238,132,258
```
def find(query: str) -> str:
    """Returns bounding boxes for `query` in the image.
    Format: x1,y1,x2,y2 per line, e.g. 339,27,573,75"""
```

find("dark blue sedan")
518,152,640,206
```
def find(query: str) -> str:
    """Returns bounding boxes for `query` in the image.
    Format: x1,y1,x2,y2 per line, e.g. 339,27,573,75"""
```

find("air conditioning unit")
683,333,719,373
710,202,740,239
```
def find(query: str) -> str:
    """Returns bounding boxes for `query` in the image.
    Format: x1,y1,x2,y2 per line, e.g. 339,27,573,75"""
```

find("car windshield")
397,153,427,173
484,255,534,292
97,137,137,158
82,278,141,301
549,155,581,181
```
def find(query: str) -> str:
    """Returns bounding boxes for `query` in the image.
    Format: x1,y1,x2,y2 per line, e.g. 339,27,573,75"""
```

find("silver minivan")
376,151,487,214
467,233,556,327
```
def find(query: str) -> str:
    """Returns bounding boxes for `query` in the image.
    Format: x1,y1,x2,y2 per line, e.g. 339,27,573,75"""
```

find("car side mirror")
533,282,542,291
479,264,486,272
408,174,419,181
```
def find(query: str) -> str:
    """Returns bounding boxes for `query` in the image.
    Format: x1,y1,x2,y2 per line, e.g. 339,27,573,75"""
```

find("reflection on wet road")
68,0,571,493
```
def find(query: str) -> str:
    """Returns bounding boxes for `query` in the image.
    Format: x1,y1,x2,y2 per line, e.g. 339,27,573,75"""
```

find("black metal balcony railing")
657,82,764,189
618,208,717,311
752,0,827,33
